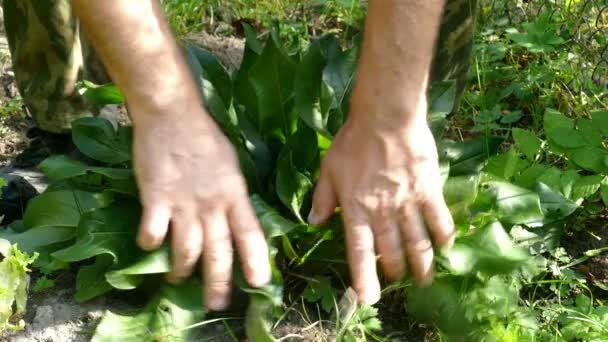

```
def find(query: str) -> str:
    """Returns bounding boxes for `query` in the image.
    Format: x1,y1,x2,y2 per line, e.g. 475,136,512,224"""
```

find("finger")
202,210,233,311
372,219,405,281
137,204,171,251
342,207,381,304
421,186,455,248
228,195,271,288
167,206,203,283
308,166,337,226
400,201,434,286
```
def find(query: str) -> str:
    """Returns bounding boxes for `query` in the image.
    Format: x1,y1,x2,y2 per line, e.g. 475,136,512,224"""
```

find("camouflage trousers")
3,0,477,133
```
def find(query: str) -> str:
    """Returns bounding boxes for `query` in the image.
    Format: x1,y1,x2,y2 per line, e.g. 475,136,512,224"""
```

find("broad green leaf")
188,45,232,106
475,180,544,227
536,167,563,192
78,81,124,105
233,29,261,127
560,169,580,199
569,146,608,173
428,80,456,138
52,201,141,267
510,223,564,255
246,295,277,342
445,221,529,275
429,80,457,116
248,36,296,140
544,109,574,131
0,226,76,255
106,245,171,290
484,149,529,181
321,35,358,133
250,195,299,239
23,190,111,229
516,164,548,189
439,136,504,176
443,175,480,206
512,128,542,160
72,117,133,164
602,183,608,207
591,111,608,135
276,155,313,221
75,255,114,302
571,175,604,200
533,183,579,223
295,36,333,138
39,156,137,195
578,118,603,147
92,280,204,342
244,285,282,342
546,128,586,148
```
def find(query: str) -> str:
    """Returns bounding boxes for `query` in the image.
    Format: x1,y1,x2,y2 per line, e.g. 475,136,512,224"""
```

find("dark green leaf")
106,245,171,290
250,195,299,239
444,221,529,275
23,190,111,229
571,175,604,200
513,128,542,160
248,36,296,140
439,136,504,176
0,226,75,255
578,118,603,147
484,149,529,181
188,45,232,106
276,155,313,221
75,255,114,302
92,280,204,342
475,180,544,227
52,201,141,267
544,109,574,131
569,146,608,173
515,164,548,189
39,156,137,195
591,111,608,135
546,128,586,148
533,183,579,223
72,117,132,164
295,37,333,138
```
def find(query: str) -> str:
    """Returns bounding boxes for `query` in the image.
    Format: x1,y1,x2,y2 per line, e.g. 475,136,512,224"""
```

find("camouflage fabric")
2,0,108,133
432,0,478,112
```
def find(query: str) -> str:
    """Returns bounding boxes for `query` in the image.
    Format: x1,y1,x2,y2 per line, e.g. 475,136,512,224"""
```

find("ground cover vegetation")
1,0,608,341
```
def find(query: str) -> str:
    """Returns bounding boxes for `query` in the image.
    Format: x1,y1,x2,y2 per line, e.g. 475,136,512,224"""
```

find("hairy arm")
310,0,452,304
353,0,445,122
71,0,271,311
71,0,203,121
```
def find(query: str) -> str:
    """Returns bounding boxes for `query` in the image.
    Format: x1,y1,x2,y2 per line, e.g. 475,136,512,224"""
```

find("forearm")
71,0,204,124
352,0,445,122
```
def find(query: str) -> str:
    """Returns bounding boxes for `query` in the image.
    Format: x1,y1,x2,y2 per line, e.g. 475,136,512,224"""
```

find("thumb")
308,168,337,226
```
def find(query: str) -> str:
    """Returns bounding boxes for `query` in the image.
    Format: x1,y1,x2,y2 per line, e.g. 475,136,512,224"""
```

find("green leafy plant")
1,24,596,341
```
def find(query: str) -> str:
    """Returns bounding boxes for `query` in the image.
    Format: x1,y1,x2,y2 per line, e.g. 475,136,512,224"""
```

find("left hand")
307,97,454,304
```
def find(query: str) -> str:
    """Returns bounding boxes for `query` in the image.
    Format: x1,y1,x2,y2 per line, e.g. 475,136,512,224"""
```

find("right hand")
131,103,271,311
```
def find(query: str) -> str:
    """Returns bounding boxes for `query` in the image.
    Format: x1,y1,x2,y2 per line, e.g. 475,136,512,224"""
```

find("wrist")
349,82,428,129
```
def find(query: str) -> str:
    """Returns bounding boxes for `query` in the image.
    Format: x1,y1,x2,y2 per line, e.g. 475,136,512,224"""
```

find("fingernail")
207,296,229,311
247,259,271,287
308,208,321,225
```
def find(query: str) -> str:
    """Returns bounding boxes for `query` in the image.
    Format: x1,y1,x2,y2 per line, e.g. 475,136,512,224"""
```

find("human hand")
131,105,271,311
308,96,454,304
